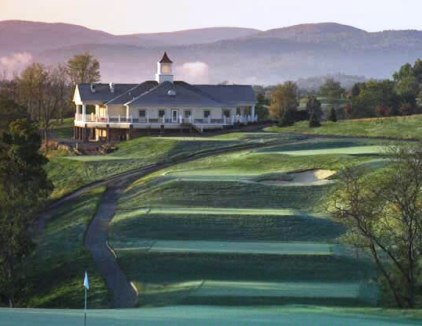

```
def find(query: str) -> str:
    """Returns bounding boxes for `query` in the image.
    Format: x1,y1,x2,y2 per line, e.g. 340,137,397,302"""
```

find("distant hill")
1,20,422,84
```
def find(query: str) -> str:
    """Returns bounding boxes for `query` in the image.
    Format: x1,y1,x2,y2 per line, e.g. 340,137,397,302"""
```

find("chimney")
109,82,114,93
90,83,96,93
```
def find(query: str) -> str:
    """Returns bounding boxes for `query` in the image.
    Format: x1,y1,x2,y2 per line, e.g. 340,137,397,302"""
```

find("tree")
66,52,101,85
331,144,422,308
278,107,296,127
255,93,269,120
0,119,53,306
351,80,400,118
16,63,48,121
16,63,71,150
306,96,322,127
319,78,344,105
269,81,298,125
0,95,27,134
308,111,321,128
328,107,337,122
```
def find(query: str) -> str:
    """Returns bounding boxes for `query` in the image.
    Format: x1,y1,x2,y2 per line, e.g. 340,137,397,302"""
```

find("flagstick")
84,286,87,326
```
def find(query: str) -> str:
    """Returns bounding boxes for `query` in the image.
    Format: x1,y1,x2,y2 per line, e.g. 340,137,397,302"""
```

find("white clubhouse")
73,52,257,141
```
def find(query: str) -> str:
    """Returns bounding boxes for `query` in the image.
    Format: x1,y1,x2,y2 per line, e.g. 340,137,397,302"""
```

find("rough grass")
267,115,422,140
25,187,110,308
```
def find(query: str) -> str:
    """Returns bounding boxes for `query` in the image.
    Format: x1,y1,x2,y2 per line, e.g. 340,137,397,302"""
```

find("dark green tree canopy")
0,119,52,307
319,78,345,104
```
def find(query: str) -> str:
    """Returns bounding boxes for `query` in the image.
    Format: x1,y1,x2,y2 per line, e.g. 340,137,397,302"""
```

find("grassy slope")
110,139,384,306
47,133,300,199
25,187,110,308
267,115,422,140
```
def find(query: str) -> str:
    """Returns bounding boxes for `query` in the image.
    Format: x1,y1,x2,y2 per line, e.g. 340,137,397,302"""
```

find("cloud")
175,61,209,83
0,52,33,77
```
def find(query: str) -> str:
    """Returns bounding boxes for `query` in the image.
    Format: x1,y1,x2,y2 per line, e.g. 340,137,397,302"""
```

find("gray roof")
76,83,136,103
196,85,256,106
126,81,223,107
105,81,158,105
76,81,256,107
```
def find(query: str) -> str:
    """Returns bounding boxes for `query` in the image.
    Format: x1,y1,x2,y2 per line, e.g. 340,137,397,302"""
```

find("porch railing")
75,114,258,125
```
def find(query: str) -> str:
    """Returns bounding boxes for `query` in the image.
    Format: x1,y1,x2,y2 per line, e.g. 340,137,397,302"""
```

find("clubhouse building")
73,52,257,141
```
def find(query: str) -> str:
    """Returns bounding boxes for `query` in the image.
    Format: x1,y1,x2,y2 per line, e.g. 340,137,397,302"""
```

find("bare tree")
66,52,100,85
16,63,70,151
331,144,422,308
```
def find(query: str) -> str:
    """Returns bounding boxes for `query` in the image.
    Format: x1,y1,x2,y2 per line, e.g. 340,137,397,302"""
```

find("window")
184,110,191,118
138,110,146,118
204,110,210,118
159,110,165,118
223,110,231,118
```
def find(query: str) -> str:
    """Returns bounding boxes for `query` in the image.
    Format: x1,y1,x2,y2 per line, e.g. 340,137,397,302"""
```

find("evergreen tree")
328,107,337,122
0,119,53,306
309,111,321,127
278,108,295,127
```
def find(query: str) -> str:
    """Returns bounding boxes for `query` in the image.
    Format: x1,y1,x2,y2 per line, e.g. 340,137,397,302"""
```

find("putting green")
1,306,420,326
113,207,300,223
257,146,384,156
191,281,363,298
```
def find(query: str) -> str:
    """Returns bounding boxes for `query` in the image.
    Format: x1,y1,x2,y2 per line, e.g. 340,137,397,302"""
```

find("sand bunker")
262,169,336,186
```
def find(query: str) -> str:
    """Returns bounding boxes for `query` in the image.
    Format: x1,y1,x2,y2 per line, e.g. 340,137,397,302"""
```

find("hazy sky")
0,0,420,34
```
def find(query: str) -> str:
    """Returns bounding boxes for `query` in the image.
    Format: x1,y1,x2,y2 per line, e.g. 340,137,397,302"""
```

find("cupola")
155,52,174,83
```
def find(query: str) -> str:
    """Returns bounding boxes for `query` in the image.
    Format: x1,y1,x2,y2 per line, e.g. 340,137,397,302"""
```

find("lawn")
267,114,422,140
25,187,110,308
50,118,74,140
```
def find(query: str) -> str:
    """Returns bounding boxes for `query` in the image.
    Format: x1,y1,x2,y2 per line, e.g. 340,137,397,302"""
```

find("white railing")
75,114,258,125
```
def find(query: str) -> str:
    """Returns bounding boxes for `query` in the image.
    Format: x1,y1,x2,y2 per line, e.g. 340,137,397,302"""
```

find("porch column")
251,105,256,122
106,124,111,143
82,104,87,122
83,124,88,142
128,124,133,140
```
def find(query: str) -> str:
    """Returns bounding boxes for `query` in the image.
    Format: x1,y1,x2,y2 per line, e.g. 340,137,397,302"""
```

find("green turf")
110,213,343,242
267,115,422,140
112,240,335,255
0,306,421,326
109,138,386,307
50,118,74,139
25,187,110,308
47,133,302,198
263,145,384,156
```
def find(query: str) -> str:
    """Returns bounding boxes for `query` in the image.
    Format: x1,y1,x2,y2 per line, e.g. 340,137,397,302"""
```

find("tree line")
268,59,422,127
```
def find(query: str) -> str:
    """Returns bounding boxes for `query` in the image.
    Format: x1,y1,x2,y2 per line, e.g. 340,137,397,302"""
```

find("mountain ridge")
1,20,422,84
